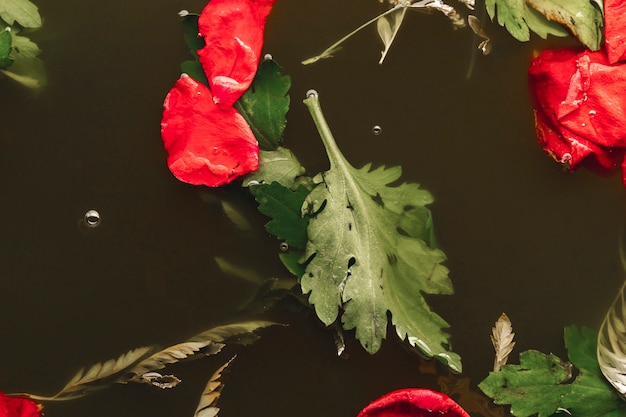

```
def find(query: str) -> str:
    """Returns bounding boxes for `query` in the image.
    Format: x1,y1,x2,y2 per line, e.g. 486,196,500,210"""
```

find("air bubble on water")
212,147,219,155
372,125,382,135
264,53,273,61
279,242,289,252
178,10,189,17
589,110,597,115
84,210,101,228
306,89,318,98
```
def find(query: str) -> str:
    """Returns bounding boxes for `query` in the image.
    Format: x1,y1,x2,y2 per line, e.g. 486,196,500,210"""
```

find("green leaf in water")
301,91,460,371
235,58,291,151
178,12,208,85
526,0,603,50
252,181,310,250
1,32,46,89
0,30,13,69
479,326,625,417
0,0,41,28
243,147,307,190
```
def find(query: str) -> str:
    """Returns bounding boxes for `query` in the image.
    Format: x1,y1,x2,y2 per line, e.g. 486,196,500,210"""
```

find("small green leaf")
301,92,459,371
526,0,603,50
243,147,307,189
235,59,291,151
485,0,570,42
0,30,13,69
1,33,45,89
252,181,310,250
0,0,41,28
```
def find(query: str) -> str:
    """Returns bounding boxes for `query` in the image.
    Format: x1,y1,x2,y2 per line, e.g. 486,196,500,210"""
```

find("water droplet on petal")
306,89,318,98
84,210,101,227
212,147,219,155
372,125,382,135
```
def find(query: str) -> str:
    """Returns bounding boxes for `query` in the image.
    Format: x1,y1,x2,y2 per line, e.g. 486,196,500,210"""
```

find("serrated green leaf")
526,0,603,50
0,30,13,69
485,0,571,42
252,181,310,250
479,327,625,417
243,147,307,189
235,59,291,151
0,0,41,28
486,0,530,41
301,93,459,371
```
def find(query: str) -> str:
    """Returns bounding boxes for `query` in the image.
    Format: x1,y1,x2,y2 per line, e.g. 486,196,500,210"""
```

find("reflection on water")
0,0,625,417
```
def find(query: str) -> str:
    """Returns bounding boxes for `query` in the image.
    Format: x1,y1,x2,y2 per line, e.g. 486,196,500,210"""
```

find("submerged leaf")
301,92,459,371
0,30,13,70
243,147,307,189
490,313,515,371
485,0,569,42
194,356,237,417
1,33,46,89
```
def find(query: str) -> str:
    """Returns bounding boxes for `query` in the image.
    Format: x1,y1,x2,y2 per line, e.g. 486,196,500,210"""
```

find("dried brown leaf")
490,313,515,372
194,356,237,417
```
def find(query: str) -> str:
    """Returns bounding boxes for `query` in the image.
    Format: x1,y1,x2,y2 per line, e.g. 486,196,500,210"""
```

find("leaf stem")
302,91,344,171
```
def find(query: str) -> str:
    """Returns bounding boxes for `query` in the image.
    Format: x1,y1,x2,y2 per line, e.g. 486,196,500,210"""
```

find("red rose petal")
0,393,41,417
161,74,259,186
604,0,626,64
197,0,275,109
356,389,470,417
528,48,625,177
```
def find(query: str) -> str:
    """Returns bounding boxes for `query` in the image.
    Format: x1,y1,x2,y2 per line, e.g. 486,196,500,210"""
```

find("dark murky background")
1,1,625,416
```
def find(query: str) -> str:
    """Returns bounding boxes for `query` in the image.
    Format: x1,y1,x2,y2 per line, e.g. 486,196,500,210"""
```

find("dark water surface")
1,1,625,416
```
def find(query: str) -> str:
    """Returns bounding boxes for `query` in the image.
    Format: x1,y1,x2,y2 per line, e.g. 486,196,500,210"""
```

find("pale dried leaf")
127,341,224,379
53,346,154,399
598,280,626,396
194,356,237,417
377,7,407,64
490,313,515,372
187,320,284,345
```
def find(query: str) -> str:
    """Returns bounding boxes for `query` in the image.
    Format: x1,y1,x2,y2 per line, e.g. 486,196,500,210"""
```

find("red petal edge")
161,74,259,187
356,388,470,417
0,392,41,417
197,0,276,109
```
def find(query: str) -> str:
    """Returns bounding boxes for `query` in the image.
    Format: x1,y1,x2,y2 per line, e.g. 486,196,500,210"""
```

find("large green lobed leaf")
301,92,460,371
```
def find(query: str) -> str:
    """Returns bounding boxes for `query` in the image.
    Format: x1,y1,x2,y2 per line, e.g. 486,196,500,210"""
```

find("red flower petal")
604,0,626,64
161,74,259,186
0,393,41,417
528,48,625,177
197,0,275,109
356,389,470,417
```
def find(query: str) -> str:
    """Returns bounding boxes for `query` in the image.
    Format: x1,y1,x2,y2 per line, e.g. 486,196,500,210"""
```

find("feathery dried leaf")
188,320,284,345
194,356,237,417
126,341,224,380
49,346,154,400
139,372,182,389
491,313,515,372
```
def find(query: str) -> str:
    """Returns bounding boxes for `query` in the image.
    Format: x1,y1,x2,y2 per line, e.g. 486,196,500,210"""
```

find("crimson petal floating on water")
0,392,41,417
161,75,259,187
356,388,470,417
197,0,275,109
